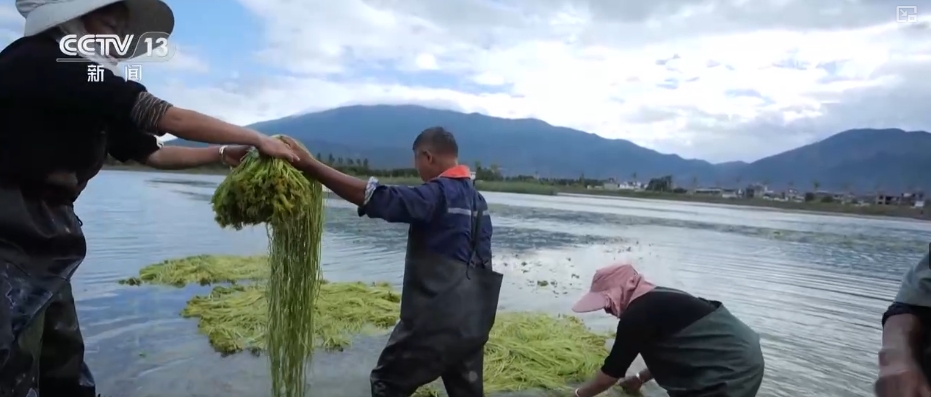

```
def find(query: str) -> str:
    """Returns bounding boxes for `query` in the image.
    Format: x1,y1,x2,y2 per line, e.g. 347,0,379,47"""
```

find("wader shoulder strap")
468,181,486,268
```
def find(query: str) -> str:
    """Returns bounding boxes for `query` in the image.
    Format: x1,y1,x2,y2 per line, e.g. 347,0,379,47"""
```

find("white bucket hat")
16,0,174,57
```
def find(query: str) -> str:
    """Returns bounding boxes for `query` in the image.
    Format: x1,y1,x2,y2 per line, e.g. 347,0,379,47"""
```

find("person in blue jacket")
283,127,502,397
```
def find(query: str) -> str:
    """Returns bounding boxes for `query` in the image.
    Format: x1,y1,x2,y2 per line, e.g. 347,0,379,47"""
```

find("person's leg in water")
0,260,46,397
37,282,95,397
370,329,447,397
370,338,484,397
0,186,95,397
440,348,483,397
370,349,442,397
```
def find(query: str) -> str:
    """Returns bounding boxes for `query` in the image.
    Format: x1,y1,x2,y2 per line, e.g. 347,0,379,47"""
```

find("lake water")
72,170,929,397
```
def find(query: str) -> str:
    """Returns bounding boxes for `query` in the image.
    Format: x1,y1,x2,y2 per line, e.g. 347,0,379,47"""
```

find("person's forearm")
143,146,222,170
296,158,366,206
880,313,924,365
638,368,653,382
158,107,263,146
576,372,617,397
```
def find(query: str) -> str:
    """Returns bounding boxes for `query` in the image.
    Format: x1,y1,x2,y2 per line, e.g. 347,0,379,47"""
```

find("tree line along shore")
102,154,930,221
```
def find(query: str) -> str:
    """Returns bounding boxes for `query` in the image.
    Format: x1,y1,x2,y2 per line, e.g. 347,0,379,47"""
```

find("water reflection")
74,170,930,397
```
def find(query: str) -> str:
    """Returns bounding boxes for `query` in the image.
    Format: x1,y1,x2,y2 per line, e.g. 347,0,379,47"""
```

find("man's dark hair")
412,126,458,156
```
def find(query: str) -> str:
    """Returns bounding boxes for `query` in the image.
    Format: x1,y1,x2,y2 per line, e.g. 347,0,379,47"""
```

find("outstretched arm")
616,368,652,392
291,151,368,206
143,146,253,169
575,371,621,397
575,320,647,397
876,305,931,397
880,253,931,370
41,59,295,161
283,137,441,223
107,127,251,170
880,305,926,367
142,146,223,169
637,368,653,383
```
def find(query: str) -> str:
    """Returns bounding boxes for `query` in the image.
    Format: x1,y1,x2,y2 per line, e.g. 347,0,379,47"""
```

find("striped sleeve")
129,92,173,135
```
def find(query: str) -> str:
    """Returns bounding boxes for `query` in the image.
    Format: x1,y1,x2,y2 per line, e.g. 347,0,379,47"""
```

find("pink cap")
571,264,642,313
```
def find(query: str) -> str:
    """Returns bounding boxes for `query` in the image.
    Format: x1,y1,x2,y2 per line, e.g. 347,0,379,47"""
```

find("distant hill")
719,128,931,192
169,105,931,192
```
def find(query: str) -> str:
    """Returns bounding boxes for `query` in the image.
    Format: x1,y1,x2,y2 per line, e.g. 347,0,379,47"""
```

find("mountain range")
169,105,931,192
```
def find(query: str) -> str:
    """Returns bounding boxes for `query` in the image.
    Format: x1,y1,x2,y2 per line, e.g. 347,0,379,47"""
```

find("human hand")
876,358,931,397
220,145,250,167
256,135,299,162
617,375,643,393
278,136,314,167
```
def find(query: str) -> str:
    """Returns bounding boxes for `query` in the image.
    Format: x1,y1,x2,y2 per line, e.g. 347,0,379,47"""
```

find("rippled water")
73,170,930,397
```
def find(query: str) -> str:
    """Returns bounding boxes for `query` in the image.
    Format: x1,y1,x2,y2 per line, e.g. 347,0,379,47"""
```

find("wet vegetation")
210,140,325,397
120,254,629,396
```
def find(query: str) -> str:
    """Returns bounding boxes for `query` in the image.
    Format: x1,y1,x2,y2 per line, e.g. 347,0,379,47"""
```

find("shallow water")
74,170,930,397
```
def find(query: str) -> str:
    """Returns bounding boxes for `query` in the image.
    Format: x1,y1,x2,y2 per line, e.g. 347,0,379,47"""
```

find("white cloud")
3,0,931,163
157,76,495,125
152,0,926,163
157,45,210,72
414,53,438,70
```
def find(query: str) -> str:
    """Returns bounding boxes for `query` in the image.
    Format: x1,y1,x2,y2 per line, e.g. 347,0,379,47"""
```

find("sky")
0,0,929,163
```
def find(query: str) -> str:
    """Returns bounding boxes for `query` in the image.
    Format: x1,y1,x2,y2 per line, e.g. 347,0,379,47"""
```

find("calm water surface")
74,170,930,397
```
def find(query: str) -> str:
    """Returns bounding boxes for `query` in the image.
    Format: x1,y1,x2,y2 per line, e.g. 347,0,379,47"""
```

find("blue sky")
144,0,270,87
0,0,927,162
151,0,498,98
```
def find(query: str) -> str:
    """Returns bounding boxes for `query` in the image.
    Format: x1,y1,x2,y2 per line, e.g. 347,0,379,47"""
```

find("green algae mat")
121,255,634,396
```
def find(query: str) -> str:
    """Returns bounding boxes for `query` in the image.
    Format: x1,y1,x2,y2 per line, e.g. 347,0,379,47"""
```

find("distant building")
591,181,640,191
806,190,852,203
692,188,722,196
744,183,769,199
785,188,804,202
903,192,925,206
690,188,738,199
646,175,674,192
875,192,926,206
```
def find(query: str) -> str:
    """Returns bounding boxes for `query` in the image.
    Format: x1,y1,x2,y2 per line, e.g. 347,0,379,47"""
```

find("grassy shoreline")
558,189,930,221
103,165,930,221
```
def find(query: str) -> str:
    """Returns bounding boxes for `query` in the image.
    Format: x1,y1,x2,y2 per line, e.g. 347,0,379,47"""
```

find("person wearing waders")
570,264,765,397
0,0,299,395
876,253,931,397
280,127,502,397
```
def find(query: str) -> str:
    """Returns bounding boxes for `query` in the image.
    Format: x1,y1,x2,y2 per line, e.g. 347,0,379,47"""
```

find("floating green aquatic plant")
120,254,626,396
210,138,318,230
118,255,268,287
182,280,610,395
210,138,325,397
181,281,401,354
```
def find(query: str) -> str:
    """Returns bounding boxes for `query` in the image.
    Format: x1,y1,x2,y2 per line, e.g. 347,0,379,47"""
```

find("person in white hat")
0,1,299,396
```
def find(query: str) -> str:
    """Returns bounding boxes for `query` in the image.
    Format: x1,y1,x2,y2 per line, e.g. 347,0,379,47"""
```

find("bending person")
570,264,765,397
0,0,296,396
281,127,502,397
876,253,931,397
